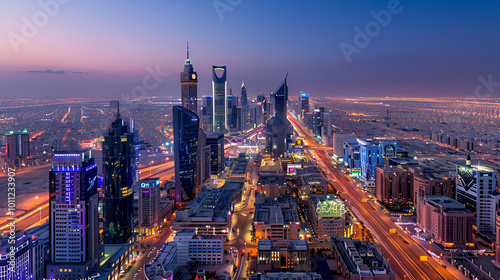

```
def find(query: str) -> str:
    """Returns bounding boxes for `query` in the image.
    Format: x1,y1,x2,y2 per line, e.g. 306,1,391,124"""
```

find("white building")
174,229,223,266
138,178,161,236
456,164,500,232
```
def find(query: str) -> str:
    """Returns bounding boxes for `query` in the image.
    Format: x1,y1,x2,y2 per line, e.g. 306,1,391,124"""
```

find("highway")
288,113,466,280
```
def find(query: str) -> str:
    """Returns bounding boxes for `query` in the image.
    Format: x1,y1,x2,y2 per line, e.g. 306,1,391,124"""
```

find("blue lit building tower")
300,92,309,113
47,151,99,279
180,42,198,113
212,65,228,133
103,107,134,244
173,106,200,203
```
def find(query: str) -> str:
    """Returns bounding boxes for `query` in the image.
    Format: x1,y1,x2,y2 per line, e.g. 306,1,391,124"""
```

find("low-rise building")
298,172,328,199
174,229,223,266
257,172,287,197
145,242,178,280
257,239,311,272
254,194,301,240
375,166,413,204
172,179,243,237
412,172,455,212
417,195,474,247
331,238,395,280
308,194,346,240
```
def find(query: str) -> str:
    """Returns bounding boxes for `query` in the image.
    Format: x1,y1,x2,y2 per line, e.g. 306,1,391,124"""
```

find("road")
288,112,466,280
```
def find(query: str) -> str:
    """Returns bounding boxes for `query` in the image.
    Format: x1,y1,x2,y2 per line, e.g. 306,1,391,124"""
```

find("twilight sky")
1,0,500,99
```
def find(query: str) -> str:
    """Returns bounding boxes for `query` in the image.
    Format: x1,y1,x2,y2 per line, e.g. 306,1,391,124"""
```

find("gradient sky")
1,0,500,99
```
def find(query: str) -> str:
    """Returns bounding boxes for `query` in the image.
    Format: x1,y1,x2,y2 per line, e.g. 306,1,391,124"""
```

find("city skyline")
2,1,500,99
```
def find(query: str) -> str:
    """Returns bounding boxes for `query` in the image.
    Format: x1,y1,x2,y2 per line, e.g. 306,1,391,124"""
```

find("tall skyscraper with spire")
103,102,134,244
241,81,247,106
212,65,228,133
180,42,198,113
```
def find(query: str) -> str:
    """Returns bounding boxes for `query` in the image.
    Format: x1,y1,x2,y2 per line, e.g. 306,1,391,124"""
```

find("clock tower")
180,41,198,113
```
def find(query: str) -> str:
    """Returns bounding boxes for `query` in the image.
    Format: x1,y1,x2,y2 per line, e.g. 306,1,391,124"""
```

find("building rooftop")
425,195,467,210
332,238,394,277
258,172,286,186
174,179,243,222
258,239,309,252
254,194,300,225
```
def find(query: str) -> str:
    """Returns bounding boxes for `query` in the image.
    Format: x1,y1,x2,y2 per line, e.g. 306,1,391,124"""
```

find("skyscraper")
300,92,309,114
268,74,289,155
206,132,224,174
47,151,99,279
241,81,247,106
173,106,199,203
180,42,198,112
202,96,214,132
103,109,134,244
6,129,30,167
212,65,227,133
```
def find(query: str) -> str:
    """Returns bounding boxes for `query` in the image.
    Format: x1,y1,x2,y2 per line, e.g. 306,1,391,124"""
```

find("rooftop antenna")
186,41,189,60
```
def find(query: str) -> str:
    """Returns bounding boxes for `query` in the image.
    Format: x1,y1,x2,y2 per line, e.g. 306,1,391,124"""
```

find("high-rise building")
173,106,199,203
227,94,238,132
241,81,247,106
103,110,134,244
300,92,309,112
456,163,500,233
180,42,198,113
6,129,30,167
206,132,224,174
313,107,324,137
202,96,213,132
212,65,228,133
47,151,99,279
138,178,161,236
267,75,289,155
308,194,346,240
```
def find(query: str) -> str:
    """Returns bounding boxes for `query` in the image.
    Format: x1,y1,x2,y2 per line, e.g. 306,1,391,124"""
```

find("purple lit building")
46,151,99,279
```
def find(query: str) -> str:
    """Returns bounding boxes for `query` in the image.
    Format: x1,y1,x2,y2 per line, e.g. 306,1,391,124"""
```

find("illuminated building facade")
5,129,30,167
375,166,413,204
308,194,346,240
180,42,198,113
417,195,473,247
212,65,228,133
0,231,30,280
173,106,200,203
257,240,311,272
103,114,135,244
47,151,99,279
138,178,161,236
456,164,499,233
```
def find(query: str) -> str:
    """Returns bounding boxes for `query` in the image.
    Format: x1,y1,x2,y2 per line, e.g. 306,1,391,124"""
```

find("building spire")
242,80,245,87
186,41,189,60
